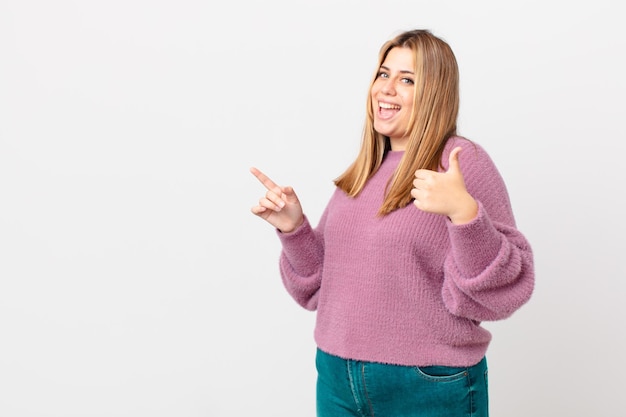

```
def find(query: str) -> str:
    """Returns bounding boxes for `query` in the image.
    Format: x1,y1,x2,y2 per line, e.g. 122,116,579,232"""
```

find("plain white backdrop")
1,1,624,416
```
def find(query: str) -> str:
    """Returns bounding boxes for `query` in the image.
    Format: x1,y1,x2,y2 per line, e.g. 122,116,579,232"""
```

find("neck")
389,137,408,151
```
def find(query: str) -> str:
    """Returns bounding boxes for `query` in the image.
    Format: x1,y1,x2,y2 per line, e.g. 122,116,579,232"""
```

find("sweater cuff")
276,215,311,240
447,202,502,277
276,216,322,274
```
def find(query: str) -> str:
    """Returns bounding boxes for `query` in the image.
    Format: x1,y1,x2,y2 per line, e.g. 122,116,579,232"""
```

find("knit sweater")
277,136,534,367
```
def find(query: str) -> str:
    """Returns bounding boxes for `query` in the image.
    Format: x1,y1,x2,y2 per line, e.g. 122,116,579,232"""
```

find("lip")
375,100,401,121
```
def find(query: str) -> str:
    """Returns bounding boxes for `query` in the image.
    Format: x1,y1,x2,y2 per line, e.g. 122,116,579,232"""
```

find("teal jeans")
316,348,489,417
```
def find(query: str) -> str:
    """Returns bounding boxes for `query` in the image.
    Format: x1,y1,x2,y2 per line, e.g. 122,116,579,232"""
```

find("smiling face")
370,47,416,151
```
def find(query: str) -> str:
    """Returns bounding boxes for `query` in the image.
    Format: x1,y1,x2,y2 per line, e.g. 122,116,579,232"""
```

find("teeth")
379,102,400,109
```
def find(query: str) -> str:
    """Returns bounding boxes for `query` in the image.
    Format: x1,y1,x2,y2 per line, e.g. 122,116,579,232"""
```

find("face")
370,47,416,151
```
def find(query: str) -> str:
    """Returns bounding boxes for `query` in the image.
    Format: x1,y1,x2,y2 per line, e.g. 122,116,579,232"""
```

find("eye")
377,71,389,79
401,77,414,85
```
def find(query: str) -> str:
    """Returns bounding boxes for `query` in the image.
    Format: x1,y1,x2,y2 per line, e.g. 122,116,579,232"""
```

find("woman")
250,29,534,417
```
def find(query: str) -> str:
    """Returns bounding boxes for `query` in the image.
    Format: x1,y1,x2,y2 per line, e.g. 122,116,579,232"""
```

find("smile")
379,102,401,110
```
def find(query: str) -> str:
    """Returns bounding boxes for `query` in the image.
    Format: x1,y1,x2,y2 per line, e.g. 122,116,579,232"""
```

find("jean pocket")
414,365,469,382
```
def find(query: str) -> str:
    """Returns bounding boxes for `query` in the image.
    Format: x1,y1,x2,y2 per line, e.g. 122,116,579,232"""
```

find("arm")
439,141,535,321
249,166,332,311
276,208,329,311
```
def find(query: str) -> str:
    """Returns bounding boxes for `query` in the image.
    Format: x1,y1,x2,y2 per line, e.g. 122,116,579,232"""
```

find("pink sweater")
277,137,534,367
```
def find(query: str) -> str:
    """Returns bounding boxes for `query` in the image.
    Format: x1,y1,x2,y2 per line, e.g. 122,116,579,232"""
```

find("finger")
447,147,462,173
411,189,426,211
280,186,299,203
414,169,431,180
414,170,435,189
263,190,286,211
250,204,267,215
250,167,281,193
259,195,284,212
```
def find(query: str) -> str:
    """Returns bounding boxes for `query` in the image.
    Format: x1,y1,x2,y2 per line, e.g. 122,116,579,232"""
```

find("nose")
380,78,395,95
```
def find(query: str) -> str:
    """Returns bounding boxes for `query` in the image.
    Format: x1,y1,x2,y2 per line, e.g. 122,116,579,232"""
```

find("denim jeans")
316,348,489,417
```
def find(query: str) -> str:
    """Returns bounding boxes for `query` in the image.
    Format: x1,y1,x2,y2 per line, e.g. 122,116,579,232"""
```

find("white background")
1,1,624,416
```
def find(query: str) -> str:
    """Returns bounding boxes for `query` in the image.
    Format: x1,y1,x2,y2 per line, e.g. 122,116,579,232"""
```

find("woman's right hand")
250,167,304,233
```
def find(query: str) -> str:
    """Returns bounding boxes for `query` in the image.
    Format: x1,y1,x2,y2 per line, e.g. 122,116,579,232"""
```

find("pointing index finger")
250,167,280,192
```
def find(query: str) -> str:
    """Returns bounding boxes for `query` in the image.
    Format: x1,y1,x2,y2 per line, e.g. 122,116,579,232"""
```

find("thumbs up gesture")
410,147,478,225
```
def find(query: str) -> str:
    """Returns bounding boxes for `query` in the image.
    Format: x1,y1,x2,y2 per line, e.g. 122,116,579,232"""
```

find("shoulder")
442,135,508,194
442,135,496,172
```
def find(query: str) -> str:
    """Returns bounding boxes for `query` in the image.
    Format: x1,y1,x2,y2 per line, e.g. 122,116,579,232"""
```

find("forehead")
381,47,415,71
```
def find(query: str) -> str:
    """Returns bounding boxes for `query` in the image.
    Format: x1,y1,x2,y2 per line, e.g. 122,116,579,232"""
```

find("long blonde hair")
334,29,460,216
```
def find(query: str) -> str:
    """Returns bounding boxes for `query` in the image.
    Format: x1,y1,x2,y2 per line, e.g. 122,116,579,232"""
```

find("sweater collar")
384,150,405,163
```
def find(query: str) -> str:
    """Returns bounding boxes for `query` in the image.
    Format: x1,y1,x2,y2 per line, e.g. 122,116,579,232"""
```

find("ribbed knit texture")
277,136,534,367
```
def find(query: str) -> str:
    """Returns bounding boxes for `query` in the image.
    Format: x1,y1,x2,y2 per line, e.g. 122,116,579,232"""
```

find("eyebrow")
380,65,415,75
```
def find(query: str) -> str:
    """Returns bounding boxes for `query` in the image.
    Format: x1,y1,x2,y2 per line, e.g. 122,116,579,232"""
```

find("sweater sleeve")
276,207,328,311
441,139,535,321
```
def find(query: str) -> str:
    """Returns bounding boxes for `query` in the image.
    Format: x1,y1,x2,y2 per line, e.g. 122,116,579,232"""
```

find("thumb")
447,147,462,174
281,186,299,202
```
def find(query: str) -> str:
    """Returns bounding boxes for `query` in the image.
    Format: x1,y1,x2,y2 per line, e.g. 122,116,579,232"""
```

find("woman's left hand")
411,147,478,225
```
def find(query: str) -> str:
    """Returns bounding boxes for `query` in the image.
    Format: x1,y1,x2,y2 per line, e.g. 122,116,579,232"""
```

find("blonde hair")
334,29,460,215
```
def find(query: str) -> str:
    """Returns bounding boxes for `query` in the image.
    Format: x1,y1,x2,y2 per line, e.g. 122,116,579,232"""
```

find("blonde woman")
251,29,534,417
